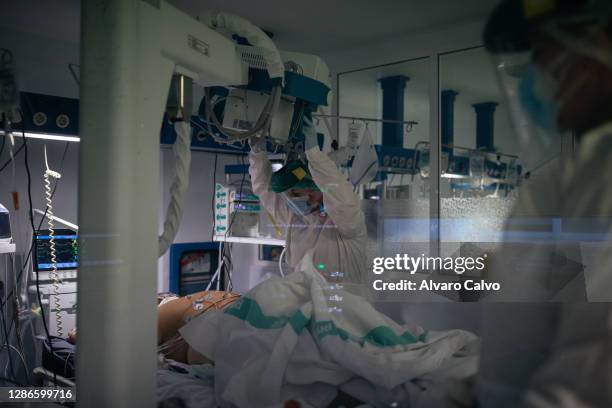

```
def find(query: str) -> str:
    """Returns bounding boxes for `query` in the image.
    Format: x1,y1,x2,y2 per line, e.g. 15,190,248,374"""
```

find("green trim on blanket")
224,297,428,346
224,297,310,334
312,320,427,346
289,310,310,334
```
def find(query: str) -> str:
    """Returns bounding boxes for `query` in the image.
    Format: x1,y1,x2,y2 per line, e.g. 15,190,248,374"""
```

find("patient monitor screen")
36,229,78,271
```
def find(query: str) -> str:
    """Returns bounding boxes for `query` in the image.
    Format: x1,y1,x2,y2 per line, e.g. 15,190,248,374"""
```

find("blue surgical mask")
287,195,313,215
518,64,560,132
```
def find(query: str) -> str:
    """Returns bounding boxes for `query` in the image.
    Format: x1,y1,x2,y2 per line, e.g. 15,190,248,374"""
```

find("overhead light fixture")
0,131,80,143
34,209,79,230
441,173,469,180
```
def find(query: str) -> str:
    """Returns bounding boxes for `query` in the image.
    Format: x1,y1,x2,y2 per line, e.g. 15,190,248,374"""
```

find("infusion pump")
213,179,285,242
214,183,261,239
28,283,77,337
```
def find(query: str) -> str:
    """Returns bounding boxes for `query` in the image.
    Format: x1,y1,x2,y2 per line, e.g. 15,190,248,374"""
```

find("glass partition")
438,47,565,264
338,57,433,302
337,47,573,301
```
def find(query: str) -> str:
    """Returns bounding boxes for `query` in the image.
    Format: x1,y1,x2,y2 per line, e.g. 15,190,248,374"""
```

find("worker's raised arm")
248,144,292,228
306,145,366,239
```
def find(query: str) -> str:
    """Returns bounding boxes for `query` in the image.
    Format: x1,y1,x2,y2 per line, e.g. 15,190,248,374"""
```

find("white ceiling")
0,0,80,43
0,0,497,53
169,0,497,53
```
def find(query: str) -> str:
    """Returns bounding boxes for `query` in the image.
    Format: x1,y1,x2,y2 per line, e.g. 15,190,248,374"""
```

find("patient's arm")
157,290,240,364
158,295,194,345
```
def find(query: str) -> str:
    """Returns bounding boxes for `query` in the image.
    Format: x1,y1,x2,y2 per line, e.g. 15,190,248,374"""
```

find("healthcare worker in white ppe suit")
481,0,612,407
248,108,367,286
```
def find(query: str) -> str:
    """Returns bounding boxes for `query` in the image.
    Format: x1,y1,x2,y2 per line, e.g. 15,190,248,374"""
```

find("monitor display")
36,229,78,271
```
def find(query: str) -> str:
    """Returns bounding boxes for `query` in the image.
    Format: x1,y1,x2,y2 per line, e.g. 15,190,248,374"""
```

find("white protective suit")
248,146,367,285
518,121,612,408
479,121,612,408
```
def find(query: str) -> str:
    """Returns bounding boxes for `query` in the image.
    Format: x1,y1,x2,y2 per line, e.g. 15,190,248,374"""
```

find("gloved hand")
249,135,266,153
302,113,319,151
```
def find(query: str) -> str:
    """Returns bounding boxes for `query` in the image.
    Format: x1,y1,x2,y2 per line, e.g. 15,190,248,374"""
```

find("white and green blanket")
180,257,478,407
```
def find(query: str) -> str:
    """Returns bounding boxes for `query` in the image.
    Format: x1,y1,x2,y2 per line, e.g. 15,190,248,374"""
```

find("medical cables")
201,13,284,144
0,126,28,385
210,153,218,242
0,143,69,313
0,286,16,382
206,156,247,292
20,123,57,387
158,293,240,358
43,145,63,338
158,120,192,257
203,85,282,144
221,156,249,291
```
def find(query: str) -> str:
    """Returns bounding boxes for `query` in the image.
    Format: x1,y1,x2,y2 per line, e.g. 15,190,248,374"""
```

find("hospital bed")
153,265,480,408
24,283,478,408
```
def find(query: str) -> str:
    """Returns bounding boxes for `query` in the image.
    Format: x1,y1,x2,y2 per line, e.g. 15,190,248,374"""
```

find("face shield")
486,2,612,172
492,50,565,171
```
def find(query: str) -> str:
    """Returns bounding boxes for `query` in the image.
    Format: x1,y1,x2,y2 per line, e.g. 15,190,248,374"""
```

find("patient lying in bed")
157,291,240,364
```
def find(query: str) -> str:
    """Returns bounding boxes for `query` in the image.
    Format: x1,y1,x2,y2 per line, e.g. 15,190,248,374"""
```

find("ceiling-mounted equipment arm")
201,11,285,83
157,2,249,87
199,11,285,143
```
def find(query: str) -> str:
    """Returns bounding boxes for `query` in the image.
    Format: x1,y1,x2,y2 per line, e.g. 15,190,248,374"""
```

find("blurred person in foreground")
480,0,612,407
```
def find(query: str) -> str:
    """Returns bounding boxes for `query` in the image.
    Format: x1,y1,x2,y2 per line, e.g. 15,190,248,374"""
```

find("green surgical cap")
270,160,319,193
